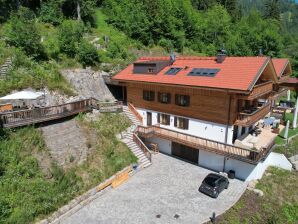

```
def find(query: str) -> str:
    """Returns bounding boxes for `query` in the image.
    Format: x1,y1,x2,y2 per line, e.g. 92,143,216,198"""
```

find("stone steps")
121,105,151,168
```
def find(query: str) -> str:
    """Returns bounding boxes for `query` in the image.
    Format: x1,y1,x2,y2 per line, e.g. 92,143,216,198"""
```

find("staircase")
122,105,151,168
0,57,13,79
122,105,141,126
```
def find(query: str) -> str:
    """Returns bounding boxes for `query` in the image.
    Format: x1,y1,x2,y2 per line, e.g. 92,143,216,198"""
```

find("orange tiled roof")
113,56,275,91
272,58,289,77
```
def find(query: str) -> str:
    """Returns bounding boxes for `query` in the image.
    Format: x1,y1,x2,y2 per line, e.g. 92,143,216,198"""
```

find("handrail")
236,102,271,126
132,133,152,162
0,98,124,128
128,102,143,123
239,81,273,100
0,99,94,128
136,125,273,164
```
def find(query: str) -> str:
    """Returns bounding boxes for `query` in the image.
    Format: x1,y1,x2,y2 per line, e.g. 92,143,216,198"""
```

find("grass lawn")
275,127,298,145
214,167,298,224
0,113,137,224
274,136,298,158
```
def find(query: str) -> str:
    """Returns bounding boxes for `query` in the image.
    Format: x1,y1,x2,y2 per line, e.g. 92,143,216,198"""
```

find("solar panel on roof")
165,67,182,75
187,68,220,77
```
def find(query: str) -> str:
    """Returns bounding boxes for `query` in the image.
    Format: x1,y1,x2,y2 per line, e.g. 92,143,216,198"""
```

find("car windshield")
204,175,219,187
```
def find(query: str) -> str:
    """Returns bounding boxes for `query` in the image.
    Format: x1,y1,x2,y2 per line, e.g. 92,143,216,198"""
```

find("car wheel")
225,183,229,189
214,192,219,198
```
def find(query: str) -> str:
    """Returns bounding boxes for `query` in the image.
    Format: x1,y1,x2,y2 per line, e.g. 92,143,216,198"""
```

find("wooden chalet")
112,52,294,180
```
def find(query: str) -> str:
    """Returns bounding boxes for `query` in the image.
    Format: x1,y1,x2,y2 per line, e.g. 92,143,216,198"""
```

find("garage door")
172,142,198,164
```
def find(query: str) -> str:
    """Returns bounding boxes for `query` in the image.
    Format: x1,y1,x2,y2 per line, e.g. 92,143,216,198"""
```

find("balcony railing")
239,81,273,100
235,102,271,127
96,101,123,113
136,125,274,164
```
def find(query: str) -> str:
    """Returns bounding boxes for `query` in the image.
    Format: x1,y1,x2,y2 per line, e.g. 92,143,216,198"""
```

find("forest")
0,0,297,76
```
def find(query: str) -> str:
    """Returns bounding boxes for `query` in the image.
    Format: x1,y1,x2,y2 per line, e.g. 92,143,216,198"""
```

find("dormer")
133,60,170,74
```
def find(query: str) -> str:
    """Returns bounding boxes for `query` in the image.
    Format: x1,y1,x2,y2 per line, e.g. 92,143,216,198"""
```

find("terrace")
136,125,275,164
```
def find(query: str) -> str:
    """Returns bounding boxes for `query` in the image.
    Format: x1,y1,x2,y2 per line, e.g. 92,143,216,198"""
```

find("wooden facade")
126,82,239,125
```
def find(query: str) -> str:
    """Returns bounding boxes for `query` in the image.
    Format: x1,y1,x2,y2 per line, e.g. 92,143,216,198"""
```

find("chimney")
170,51,176,65
216,49,227,63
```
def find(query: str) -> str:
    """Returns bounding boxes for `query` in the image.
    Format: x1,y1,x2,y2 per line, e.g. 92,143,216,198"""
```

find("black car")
199,173,229,198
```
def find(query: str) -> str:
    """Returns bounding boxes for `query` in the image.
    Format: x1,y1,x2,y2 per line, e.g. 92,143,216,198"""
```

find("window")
174,117,189,130
165,67,182,75
175,94,190,107
143,90,155,101
148,68,154,73
158,92,171,104
157,113,170,125
188,68,220,77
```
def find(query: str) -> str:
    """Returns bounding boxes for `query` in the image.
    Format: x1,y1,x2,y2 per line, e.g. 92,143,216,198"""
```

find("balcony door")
147,112,152,126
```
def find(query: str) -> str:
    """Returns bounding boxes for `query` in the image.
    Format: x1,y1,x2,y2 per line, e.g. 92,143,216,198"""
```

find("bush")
58,20,85,57
39,1,64,26
5,7,45,59
77,40,100,67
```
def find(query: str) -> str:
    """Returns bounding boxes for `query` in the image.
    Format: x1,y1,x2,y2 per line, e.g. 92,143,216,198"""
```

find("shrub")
39,1,64,26
58,20,85,57
5,7,45,59
77,40,100,67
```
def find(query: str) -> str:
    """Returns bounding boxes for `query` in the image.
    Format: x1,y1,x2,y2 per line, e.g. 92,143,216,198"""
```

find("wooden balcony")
239,81,273,100
136,125,274,164
235,102,271,127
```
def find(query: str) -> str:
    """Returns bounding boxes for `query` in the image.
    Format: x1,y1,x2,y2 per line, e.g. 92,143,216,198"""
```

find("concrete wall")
198,151,292,181
145,137,172,155
137,108,233,144
199,150,225,172
145,136,293,182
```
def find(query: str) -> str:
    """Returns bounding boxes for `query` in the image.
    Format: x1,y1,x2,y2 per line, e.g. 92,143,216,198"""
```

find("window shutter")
157,113,160,123
184,119,189,130
167,115,170,125
175,94,179,105
174,117,177,127
158,92,161,103
167,93,171,103
186,96,190,106
150,91,155,101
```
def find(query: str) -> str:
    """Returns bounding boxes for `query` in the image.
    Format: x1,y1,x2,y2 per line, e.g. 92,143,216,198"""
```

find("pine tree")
264,0,281,20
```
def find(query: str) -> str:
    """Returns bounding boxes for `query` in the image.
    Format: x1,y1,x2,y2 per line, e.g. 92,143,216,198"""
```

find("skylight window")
165,67,182,75
188,68,220,77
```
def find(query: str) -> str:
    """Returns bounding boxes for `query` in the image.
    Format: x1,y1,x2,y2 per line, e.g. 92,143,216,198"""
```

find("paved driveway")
62,154,246,224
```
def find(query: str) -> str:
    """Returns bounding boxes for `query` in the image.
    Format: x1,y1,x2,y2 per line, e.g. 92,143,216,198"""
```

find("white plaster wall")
198,150,225,172
136,108,233,144
224,158,256,181
224,152,292,181
145,137,172,155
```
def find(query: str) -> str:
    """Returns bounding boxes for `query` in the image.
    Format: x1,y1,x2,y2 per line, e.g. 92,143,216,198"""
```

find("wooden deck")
0,98,123,128
136,125,274,164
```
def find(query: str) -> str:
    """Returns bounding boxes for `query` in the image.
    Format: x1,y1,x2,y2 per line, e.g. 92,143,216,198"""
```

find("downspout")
225,92,232,144
223,92,232,172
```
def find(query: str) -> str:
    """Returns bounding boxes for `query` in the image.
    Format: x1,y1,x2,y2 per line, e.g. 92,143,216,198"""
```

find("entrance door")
172,142,198,164
147,112,152,126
